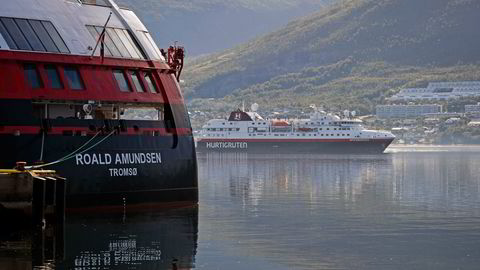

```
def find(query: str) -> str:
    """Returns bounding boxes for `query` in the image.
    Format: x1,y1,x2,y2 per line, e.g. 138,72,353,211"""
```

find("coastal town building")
389,81,480,101
376,104,442,119
465,103,480,113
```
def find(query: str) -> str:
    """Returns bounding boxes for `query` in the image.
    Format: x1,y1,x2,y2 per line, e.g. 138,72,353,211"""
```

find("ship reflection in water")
2,147,480,269
0,208,198,270
196,148,480,270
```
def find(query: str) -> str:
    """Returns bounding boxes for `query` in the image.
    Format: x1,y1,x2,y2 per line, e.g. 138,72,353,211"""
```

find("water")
2,146,480,269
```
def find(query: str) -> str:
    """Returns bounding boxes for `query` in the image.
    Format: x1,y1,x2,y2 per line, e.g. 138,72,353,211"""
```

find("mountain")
183,0,480,114
117,0,334,56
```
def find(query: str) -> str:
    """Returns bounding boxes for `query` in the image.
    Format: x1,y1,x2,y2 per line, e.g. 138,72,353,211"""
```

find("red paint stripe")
125,127,192,136
0,126,41,134
51,126,90,134
197,138,393,143
0,126,192,136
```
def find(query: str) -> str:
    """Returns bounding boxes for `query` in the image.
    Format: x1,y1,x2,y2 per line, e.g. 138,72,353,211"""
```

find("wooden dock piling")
0,169,66,227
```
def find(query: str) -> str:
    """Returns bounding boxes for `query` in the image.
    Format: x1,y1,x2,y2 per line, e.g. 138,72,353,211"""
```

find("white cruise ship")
196,104,395,153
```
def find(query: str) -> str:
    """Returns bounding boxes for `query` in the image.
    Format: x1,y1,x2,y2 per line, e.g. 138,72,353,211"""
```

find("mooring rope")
39,130,45,162
26,128,116,170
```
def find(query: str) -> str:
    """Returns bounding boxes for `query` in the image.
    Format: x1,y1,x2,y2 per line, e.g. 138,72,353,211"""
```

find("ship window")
86,25,145,59
120,106,162,121
94,26,121,57
107,28,131,58
41,21,69,53
115,28,141,59
137,31,162,59
130,71,145,92
45,65,63,89
29,20,59,52
0,20,17,49
143,73,157,93
86,26,111,56
113,70,131,92
0,18,31,50
24,64,43,88
80,0,111,6
15,19,46,51
64,67,85,90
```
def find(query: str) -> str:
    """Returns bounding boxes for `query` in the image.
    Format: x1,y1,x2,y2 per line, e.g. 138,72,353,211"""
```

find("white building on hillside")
390,81,480,101
465,103,480,113
376,104,442,119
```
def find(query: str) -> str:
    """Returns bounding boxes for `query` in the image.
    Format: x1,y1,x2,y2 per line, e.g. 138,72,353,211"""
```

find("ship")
0,0,197,209
196,104,395,153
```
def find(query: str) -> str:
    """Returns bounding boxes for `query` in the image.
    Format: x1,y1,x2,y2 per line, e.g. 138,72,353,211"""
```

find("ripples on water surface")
1,145,480,269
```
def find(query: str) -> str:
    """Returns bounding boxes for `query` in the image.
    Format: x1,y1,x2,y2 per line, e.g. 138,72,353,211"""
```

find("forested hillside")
183,0,480,114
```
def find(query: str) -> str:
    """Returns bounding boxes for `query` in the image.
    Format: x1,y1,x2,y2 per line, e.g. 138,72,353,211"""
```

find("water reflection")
2,149,480,269
0,207,198,270
197,151,480,269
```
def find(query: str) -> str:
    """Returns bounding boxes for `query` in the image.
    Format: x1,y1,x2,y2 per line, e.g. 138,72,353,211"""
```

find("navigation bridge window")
86,25,145,59
0,17,69,53
79,0,111,6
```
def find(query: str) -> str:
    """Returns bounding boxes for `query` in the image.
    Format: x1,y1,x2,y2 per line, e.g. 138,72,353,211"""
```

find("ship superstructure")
197,105,395,153
0,0,197,208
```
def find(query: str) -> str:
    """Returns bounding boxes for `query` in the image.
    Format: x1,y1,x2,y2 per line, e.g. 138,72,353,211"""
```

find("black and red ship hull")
196,138,394,154
0,100,198,209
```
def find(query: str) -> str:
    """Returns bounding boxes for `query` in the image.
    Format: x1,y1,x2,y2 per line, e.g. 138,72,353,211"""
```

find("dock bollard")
32,176,46,227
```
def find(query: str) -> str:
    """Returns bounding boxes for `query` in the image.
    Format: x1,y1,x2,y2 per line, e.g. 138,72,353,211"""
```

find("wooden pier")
0,167,66,227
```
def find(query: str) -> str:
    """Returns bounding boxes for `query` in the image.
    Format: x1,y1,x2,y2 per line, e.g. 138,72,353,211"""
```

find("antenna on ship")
90,12,113,62
242,101,245,112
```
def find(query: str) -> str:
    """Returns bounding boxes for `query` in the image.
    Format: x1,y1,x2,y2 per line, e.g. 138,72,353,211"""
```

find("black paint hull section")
0,134,198,208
